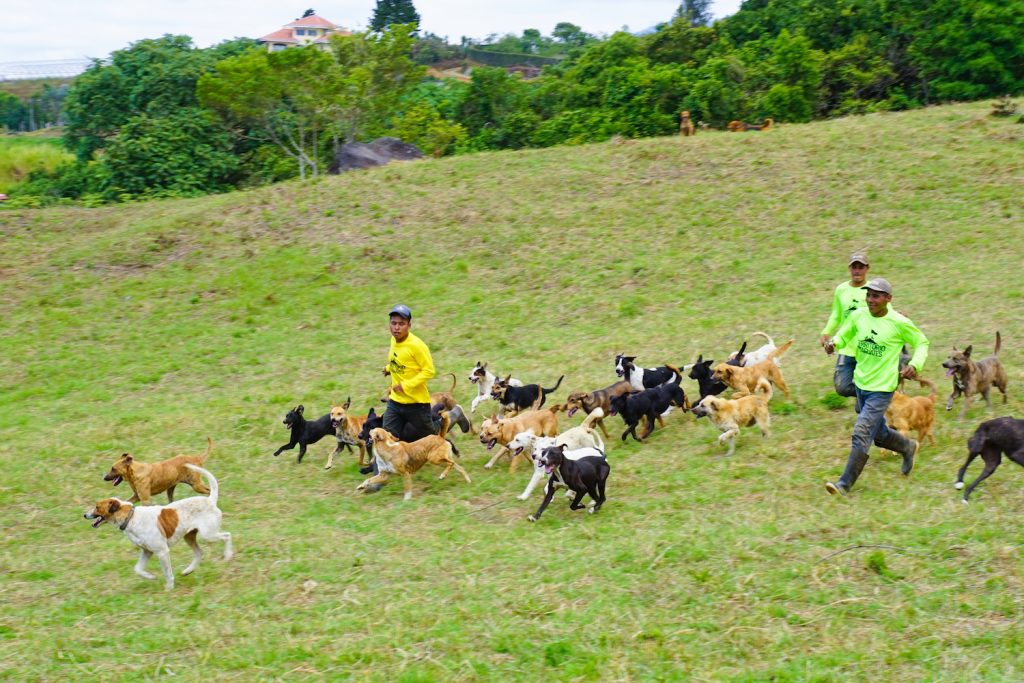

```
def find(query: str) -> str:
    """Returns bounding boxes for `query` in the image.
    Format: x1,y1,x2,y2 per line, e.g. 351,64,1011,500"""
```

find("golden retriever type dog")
356,413,471,500
712,340,793,398
103,438,212,505
691,378,773,455
329,399,369,469
85,464,232,590
679,110,695,136
885,378,938,448
479,408,560,471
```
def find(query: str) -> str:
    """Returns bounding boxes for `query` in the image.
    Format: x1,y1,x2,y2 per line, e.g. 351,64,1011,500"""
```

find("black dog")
609,367,688,442
274,405,353,464
491,374,564,413
528,445,609,522
688,349,749,400
955,416,1024,502
614,355,679,391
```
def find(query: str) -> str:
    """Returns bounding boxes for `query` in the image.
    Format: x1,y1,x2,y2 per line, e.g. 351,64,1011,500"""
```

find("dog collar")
118,505,136,531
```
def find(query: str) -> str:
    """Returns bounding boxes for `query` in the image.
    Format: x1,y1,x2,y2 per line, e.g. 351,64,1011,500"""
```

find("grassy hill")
1,101,1023,681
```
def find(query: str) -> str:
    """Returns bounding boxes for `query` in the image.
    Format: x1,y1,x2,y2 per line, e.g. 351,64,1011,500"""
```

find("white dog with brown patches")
84,464,232,590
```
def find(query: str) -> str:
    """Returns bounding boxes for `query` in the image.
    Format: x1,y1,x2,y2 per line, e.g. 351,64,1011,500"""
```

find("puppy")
564,380,633,438
491,374,564,414
884,378,938,448
274,405,352,464
691,378,772,456
85,464,232,590
713,340,793,398
510,408,606,500
614,354,679,391
942,332,1008,419
729,332,781,367
104,438,212,504
329,399,369,470
479,407,560,471
608,366,688,442
679,110,695,136
467,362,522,415
528,445,610,522
955,417,1024,502
357,413,471,500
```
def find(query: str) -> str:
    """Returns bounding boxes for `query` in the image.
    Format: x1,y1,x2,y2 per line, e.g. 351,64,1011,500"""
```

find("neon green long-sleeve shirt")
832,308,929,392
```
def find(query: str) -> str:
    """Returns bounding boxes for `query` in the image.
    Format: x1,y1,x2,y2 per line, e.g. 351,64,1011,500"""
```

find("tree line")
6,0,1022,205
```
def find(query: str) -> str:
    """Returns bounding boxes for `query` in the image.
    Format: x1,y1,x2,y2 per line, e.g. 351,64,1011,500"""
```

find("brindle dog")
941,332,1008,420
564,380,634,438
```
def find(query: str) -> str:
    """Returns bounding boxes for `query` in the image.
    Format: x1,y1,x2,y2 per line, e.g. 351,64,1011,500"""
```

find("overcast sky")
2,1,743,65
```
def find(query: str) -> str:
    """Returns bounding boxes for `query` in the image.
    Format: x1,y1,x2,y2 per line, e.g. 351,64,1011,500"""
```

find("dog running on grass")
85,464,232,590
479,407,561,471
528,444,610,522
954,417,1024,503
884,378,938,449
104,438,212,505
357,412,471,501
713,340,793,398
691,378,772,456
608,366,688,442
564,380,633,438
941,331,1008,420
491,374,564,415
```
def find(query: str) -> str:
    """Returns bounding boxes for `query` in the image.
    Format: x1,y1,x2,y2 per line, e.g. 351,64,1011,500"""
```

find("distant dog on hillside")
727,118,773,132
941,332,1008,419
679,110,696,136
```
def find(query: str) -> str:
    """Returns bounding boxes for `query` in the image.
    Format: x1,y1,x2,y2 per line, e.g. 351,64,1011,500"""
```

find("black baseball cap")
388,304,412,320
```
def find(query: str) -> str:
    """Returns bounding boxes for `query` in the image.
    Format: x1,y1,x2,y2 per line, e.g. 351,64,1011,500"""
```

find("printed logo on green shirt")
857,329,886,358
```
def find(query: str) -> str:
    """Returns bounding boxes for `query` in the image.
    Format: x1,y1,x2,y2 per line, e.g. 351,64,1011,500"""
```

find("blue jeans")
836,388,914,490
833,355,857,397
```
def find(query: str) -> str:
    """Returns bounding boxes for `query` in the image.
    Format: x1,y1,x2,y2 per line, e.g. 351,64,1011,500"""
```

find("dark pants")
382,400,436,442
833,355,857,397
836,388,914,491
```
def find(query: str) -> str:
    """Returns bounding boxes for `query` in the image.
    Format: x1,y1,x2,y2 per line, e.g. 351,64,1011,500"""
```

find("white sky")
2,1,743,64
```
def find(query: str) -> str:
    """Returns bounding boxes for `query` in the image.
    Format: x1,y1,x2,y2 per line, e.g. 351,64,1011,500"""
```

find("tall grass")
0,134,72,192
0,102,1022,681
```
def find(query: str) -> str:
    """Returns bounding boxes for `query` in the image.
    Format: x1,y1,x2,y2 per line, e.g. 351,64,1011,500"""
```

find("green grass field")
1,101,1023,681
0,133,71,193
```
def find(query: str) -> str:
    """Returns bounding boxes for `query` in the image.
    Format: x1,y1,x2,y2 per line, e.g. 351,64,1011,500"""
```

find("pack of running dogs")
86,331,1015,589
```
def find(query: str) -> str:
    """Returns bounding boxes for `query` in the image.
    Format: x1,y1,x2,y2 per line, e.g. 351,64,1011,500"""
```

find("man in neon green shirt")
819,251,871,396
823,278,928,495
382,304,436,443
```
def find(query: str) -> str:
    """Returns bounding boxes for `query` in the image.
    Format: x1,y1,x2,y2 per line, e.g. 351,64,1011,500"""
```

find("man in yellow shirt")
822,278,927,495
819,251,871,396
382,304,436,442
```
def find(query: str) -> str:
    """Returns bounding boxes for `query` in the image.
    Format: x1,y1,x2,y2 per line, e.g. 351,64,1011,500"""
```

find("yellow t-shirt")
386,332,435,404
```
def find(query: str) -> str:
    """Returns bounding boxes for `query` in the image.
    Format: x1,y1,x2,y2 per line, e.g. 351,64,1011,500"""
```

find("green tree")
369,0,420,33
676,0,714,27
0,92,27,131
552,22,593,48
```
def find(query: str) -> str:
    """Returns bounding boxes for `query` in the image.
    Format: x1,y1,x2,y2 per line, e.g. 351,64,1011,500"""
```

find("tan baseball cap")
861,277,892,295
848,251,869,266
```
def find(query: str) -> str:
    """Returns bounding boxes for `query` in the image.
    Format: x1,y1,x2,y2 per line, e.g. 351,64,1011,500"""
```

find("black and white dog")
491,374,564,414
274,405,355,464
528,444,609,522
614,354,680,391
609,367,688,442
467,362,522,415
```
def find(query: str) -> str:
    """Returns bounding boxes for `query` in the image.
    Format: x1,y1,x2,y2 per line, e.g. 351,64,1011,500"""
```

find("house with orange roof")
258,12,352,52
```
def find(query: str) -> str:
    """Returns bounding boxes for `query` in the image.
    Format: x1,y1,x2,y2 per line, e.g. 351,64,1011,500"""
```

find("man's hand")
819,334,830,348
392,383,406,395
381,366,391,376
899,365,917,380
823,339,836,356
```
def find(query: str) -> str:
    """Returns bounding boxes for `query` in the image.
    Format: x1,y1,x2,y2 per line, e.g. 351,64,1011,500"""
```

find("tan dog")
565,380,633,438
479,408,560,471
431,373,459,411
329,399,368,469
679,110,695,136
713,340,793,398
356,413,470,500
104,439,212,505
941,332,1009,419
727,118,773,132
691,378,772,455
885,378,938,448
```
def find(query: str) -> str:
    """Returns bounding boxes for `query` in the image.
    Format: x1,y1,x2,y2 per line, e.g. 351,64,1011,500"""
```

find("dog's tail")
768,339,794,361
754,377,774,401
994,331,1002,356
665,364,683,385
437,411,452,440
918,377,938,402
185,464,218,506
540,375,565,405
199,437,213,464
443,372,457,394
750,331,774,346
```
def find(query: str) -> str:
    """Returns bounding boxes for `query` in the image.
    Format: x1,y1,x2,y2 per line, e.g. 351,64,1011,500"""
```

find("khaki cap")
848,251,869,266
861,277,893,295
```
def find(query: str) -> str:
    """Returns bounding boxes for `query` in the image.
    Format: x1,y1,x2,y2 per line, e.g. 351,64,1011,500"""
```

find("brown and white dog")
479,408,560,471
713,340,793,398
329,399,369,469
564,380,633,438
691,378,773,456
885,378,938,448
103,438,212,505
942,332,1008,419
85,464,232,590
679,110,695,136
357,413,471,500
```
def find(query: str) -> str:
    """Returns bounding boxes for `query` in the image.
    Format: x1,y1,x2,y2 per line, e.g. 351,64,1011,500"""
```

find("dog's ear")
481,362,487,370
121,454,132,464
108,500,121,513
963,345,972,358
696,354,702,364
625,356,635,363
343,396,351,410
296,405,304,414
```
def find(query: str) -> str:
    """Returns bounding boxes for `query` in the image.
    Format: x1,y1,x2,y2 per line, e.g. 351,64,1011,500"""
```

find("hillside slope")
1,102,1023,680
